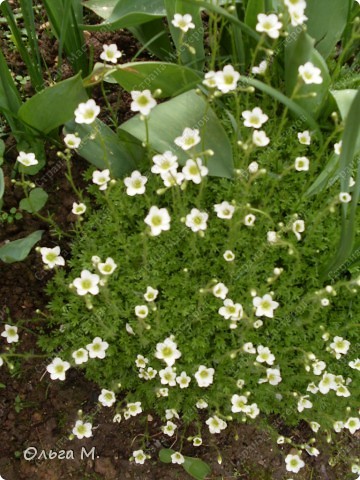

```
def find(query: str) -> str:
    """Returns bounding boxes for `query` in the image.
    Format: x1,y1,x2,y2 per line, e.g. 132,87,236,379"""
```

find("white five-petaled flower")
135,305,149,319
206,415,227,434
251,60,268,75
297,395,313,412
17,151,38,167
1,324,19,343
159,366,177,386
318,372,337,394
244,214,256,226
253,294,279,318
39,246,65,269
176,371,191,388
266,367,282,385
98,257,117,275
330,336,350,355
298,62,323,84
256,345,275,365
133,449,147,464
175,128,201,151
214,201,235,219
215,65,240,93
219,299,243,321
242,107,269,129
124,170,148,196
171,452,185,464
73,270,100,296
185,208,208,232
92,169,111,190
295,156,310,171
223,250,235,262
161,170,185,187
256,13,282,39
162,420,177,437
155,337,181,366
298,130,311,145
252,130,270,146
194,365,215,387
72,420,93,439
289,8,308,26
86,337,109,359
203,70,217,88
100,44,122,64
46,357,70,381
75,99,100,124
212,282,228,300
151,151,178,174
339,192,351,203
285,453,305,473
145,206,171,236
144,286,159,302
98,389,116,407
344,417,360,434
126,401,142,417
171,13,195,32
64,133,81,149
72,202,86,215
349,358,360,371
130,90,157,116
182,158,208,184
292,219,305,240
231,394,248,413
72,348,88,365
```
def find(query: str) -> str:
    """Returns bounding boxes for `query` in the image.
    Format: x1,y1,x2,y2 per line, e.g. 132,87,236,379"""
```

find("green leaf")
19,188,49,213
83,0,165,31
244,0,265,30
306,0,352,59
159,449,211,480
64,119,144,177
331,89,359,120
0,139,5,165
305,154,338,197
18,74,88,134
285,30,331,119
129,19,174,61
0,168,4,206
0,230,44,263
120,89,234,178
159,449,172,463
83,0,118,19
108,62,202,97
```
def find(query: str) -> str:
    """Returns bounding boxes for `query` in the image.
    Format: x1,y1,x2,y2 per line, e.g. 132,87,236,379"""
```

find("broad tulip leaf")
108,62,202,97
18,74,87,134
83,0,118,19
64,119,144,177
0,230,44,263
245,0,265,29
331,89,359,120
19,188,49,213
120,89,234,178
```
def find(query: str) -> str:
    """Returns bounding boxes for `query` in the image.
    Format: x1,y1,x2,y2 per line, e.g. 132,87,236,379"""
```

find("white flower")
266,368,282,385
46,357,70,381
242,107,269,129
253,294,279,318
86,337,109,359
74,99,100,124
251,60,268,75
196,399,208,409
267,231,278,243
295,156,310,171
349,358,360,371
152,151,178,174
256,346,275,365
135,305,149,319
161,170,185,187
318,372,337,394
145,206,171,236
126,323,135,335
185,208,208,232
1,324,19,343
171,452,185,464
339,192,351,203
133,449,147,464
284,0,307,8
336,384,350,397
71,347,89,365
298,62,323,84
72,420,92,439
244,403,260,419
17,151,38,167
223,250,235,262
285,453,305,473
144,286,159,302
244,214,256,226
171,13,195,32
215,64,240,93
206,415,227,434
98,389,116,407
73,270,100,296
236,379,244,388
64,133,81,149
159,367,177,386
310,422,320,433
182,158,208,184
252,130,270,146
194,365,215,387
253,320,263,329
92,169,110,190
214,201,235,219
334,141,342,155
289,8,308,26
219,299,243,320
344,417,360,434
72,202,86,215
157,388,169,397
330,336,350,355
256,13,282,39
176,371,191,388
124,170,147,196
175,128,201,151
297,395,313,412
298,130,311,145
248,161,259,173
0,357,4,367
126,401,142,417
203,71,217,88
231,394,248,413
100,44,122,64
243,342,256,354
135,355,148,369
98,257,117,276
212,282,228,300
162,420,177,436
165,409,179,420
292,219,305,241
155,337,181,366
39,246,65,269
130,90,156,116
312,360,326,375
333,420,344,432
193,437,202,446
